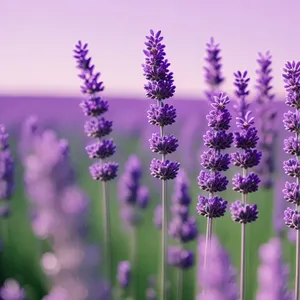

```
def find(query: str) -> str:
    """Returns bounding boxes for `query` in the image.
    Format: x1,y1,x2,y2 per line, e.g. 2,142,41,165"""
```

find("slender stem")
204,217,212,271
102,180,112,286
130,227,137,300
296,125,299,300
240,168,247,300
176,266,183,300
161,176,167,300
296,202,300,300
240,222,245,300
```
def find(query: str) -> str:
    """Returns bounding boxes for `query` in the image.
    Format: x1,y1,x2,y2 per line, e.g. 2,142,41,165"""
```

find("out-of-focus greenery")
0,133,295,300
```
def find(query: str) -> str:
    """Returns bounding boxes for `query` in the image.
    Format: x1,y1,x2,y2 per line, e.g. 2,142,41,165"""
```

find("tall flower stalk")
142,29,180,300
197,235,238,299
196,93,232,274
168,170,196,300
118,155,149,299
256,238,292,300
0,125,14,269
203,37,224,101
230,71,261,300
73,41,118,286
282,60,300,300
255,51,277,189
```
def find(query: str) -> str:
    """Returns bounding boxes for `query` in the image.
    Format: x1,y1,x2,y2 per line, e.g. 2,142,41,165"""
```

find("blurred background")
1,0,300,299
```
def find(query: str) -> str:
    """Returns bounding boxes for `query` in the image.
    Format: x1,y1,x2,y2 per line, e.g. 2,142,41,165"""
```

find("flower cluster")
255,51,277,188
117,261,131,289
0,125,14,218
74,40,118,182
118,155,149,227
197,236,238,299
256,238,292,300
143,29,180,180
282,61,300,230
197,93,232,219
22,121,105,299
230,71,261,224
0,279,25,300
203,37,224,101
168,171,196,268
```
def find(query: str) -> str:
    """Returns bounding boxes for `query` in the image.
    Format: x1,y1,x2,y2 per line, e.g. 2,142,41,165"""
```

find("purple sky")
1,0,299,98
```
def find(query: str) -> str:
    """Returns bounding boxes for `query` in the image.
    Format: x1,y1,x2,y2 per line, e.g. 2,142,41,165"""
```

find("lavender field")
0,89,298,300
2,1,300,298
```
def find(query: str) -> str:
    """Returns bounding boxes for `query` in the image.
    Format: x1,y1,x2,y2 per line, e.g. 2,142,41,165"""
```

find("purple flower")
234,70,250,98
150,159,180,180
147,103,177,127
79,97,109,117
284,207,300,229
206,108,231,130
236,111,255,130
149,133,178,155
0,125,9,151
197,236,238,299
74,40,118,184
232,173,261,194
171,204,189,221
84,117,112,138
283,111,300,133
230,201,258,224
255,51,276,189
198,170,228,193
0,279,25,300
142,30,175,100
137,186,149,209
171,170,191,205
85,139,116,160
284,137,300,156
234,127,259,150
167,246,194,269
204,37,224,87
168,216,197,243
256,238,292,300
118,156,150,228
282,61,300,92
196,196,227,218
203,130,233,150
286,91,300,109
0,126,14,200
89,162,118,181
117,261,131,288
283,159,300,178
283,182,300,205
231,149,262,169
201,150,230,171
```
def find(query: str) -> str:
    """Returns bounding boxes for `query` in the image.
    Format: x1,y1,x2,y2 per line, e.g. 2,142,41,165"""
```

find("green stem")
102,180,112,286
176,266,183,300
130,228,137,299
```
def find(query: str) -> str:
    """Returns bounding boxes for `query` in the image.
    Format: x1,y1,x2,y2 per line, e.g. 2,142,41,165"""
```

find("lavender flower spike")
0,125,14,209
0,279,25,300
197,235,238,300
230,71,261,300
74,41,118,287
118,155,150,299
204,37,224,101
256,238,292,300
168,170,196,300
255,51,277,189
197,93,232,281
142,29,179,300
282,60,300,300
